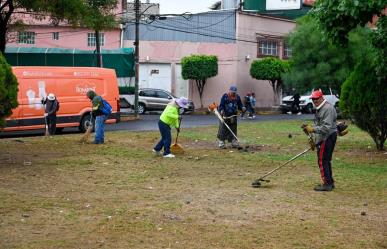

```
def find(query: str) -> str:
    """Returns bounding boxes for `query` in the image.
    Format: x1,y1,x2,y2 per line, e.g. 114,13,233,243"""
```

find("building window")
18,31,35,44
87,33,105,47
52,32,59,40
258,40,278,57
284,43,292,59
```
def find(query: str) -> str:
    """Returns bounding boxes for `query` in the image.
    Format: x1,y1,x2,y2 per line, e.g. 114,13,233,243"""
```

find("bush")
119,86,135,94
0,53,18,128
340,59,386,150
181,55,218,108
250,57,289,104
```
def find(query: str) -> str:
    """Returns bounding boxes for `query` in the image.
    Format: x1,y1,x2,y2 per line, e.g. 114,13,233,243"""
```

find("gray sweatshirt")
313,101,337,144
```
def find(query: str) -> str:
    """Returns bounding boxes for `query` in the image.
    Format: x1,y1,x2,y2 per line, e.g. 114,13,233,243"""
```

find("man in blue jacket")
217,85,245,148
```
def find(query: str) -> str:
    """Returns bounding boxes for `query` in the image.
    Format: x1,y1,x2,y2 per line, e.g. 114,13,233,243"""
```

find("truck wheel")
305,103,313,114
79,114,94,132
138,103,146,114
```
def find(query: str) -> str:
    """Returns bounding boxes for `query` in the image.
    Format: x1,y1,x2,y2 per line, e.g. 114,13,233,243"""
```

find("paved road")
109,113,314,131
0,113,314,138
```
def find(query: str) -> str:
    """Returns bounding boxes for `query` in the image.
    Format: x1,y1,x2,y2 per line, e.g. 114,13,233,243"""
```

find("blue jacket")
218,93,244,117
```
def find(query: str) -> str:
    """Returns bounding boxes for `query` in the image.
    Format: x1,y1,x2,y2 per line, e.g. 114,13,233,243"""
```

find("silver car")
120,88,195,114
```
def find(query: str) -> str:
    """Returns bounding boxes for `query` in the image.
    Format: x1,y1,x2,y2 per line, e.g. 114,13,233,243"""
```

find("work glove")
220,110,225,116
301,123,314,134
242,107,246,112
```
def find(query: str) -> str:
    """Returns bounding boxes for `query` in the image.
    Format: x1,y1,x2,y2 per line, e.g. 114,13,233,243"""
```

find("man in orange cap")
302,89,337,191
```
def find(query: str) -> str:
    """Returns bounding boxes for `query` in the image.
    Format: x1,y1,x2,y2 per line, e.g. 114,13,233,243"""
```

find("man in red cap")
302,89,337,191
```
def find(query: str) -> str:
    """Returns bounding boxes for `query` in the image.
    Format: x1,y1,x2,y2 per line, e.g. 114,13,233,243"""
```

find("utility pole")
134,0,140,117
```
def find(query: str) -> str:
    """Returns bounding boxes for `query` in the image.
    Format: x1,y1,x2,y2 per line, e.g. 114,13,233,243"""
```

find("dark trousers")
46,115,57,135
316,132,337,185
217,116,237,142
154,120,172,155
291,102,300,113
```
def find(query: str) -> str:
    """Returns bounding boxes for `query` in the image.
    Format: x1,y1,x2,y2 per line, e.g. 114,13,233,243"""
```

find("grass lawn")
0,120,386,249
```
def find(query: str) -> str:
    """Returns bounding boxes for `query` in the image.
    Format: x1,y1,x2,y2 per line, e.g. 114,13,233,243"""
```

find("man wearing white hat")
41,93,60,135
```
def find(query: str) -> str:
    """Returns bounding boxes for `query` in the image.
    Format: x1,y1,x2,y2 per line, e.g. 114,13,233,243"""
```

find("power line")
125,20,259,44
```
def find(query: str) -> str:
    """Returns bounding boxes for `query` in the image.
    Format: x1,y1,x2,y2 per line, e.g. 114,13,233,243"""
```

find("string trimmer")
208,102,239,143
251,130,315,188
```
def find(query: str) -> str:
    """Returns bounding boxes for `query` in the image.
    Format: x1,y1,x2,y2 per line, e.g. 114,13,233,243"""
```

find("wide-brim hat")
176,97,189,108
47,93,56,100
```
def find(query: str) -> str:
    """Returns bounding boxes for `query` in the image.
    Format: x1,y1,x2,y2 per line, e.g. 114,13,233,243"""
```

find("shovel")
171,117,184,154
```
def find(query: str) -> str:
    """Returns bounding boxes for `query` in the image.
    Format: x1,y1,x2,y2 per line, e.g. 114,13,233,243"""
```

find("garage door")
139,63,171,92
174,64,189,98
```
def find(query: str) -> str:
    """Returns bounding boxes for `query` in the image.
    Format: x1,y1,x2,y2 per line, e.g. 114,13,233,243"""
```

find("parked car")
120,88,195,114
280,87,339,114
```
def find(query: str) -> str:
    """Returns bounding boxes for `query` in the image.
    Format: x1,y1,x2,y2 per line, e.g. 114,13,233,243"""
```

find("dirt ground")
0,121,386,249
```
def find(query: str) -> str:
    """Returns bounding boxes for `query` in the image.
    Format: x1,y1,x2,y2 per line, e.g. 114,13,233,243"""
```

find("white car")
280,87,339,114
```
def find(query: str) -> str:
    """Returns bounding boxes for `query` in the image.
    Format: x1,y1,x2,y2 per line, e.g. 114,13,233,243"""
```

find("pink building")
6,2,126,50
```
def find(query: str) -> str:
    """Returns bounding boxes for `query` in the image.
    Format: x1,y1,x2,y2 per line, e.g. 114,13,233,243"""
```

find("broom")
171,117,184,154
44,115,49,136
80,115,93,143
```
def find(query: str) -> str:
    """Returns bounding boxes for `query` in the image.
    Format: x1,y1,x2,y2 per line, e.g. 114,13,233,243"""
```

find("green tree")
80,0,118,67
181,55,218,108
0,0,117,54
0,53,18,128
340,59,386,150
312,0,385,45
0,0,84,53
313,0,386,150
283,15,370,94
250,57,289,104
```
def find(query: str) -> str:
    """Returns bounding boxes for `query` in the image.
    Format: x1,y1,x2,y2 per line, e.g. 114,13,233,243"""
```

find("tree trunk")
0,0,14,54
95,30,102,67
196,79,206,108
269,80,281,105
0,23,6,54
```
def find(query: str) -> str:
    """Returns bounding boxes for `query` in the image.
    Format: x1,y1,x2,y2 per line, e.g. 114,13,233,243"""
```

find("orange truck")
3,66,120,133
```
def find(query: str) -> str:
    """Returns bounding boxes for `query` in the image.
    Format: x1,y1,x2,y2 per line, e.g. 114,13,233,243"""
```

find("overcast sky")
151,0,215,14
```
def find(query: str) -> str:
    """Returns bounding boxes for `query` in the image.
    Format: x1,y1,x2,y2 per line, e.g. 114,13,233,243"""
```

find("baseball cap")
310,90,323,99
229,85,237,92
